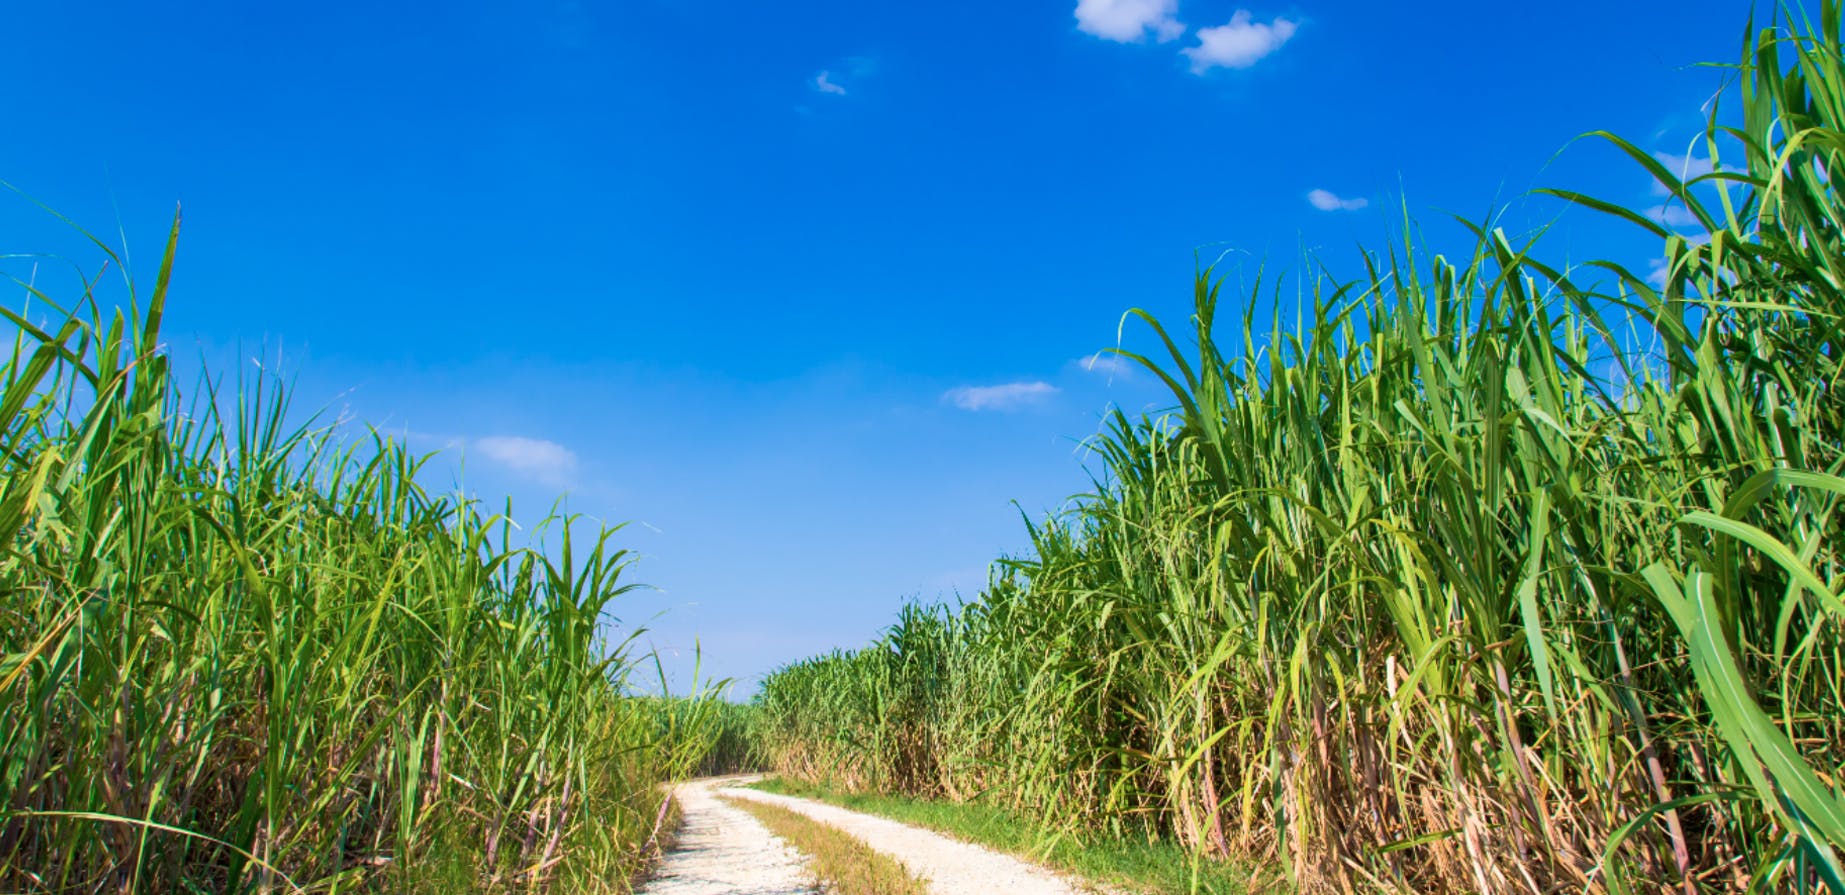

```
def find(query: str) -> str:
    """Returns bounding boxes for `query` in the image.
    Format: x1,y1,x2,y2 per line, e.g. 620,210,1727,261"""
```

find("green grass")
751,6,1845,894
750,776,1267,894
0,211,738,892
719,793,930,895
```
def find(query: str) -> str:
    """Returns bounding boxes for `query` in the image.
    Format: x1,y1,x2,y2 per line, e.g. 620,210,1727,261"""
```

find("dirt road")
636,776,1090,895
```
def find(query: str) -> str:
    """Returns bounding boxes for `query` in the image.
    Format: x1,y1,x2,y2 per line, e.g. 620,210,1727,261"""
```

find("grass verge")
718,794,929,895
630,793,686,889
748,777,1268,894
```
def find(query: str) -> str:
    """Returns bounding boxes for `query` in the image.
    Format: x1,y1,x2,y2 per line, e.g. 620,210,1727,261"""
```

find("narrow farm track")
635,777,816,895
638,776,1091,895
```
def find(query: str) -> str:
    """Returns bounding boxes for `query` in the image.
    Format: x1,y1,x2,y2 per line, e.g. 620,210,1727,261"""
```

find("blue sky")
2,0,1762,694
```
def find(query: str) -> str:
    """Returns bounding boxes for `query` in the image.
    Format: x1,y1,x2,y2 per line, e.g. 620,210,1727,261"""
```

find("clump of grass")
753,4,1845,894
653,696,762,777
0,214,735,892
719,794,930,895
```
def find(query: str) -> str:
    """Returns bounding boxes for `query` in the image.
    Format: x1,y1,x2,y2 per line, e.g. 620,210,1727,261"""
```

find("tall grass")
0,215,731,892
643,695,762,777
755,6,1845,893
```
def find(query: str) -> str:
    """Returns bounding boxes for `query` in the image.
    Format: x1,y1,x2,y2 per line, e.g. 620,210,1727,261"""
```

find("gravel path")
638,776,1090,895
633,777,816,895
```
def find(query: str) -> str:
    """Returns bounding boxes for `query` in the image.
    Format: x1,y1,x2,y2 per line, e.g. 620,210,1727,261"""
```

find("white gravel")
633,776,816,895
714,778,1091,895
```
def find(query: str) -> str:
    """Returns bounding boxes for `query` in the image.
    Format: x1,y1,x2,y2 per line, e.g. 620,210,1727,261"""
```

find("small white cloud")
1645,202,1701,228
807,57,875,103
1650,150,1741,196
1183,11,1297,73
1307,188,1367,211
1076,353,1136,377
399,428,468,451
942,381,1059,411
1075,0,1184,43
474,436,578,484
813,70,847,95
1645,258,1671,288
1644,233,1711,287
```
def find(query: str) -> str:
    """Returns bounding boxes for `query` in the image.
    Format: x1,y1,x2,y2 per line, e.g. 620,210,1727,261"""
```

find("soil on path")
634,776,815,895
637,776,1091,895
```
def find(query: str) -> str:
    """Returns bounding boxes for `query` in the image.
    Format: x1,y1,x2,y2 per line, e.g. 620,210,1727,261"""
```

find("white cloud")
397,428,467,451
1075,0,1185,43
1645,202,1701,228
1650,150,1741,196
1183,11,1297,73
1076,353,1136,377
942,381,1059,411
1644,234,1710,287
1308,188,1367,212
807,58,875,102
1645,258,1671,288
813,70,847,95
474,436,578,485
